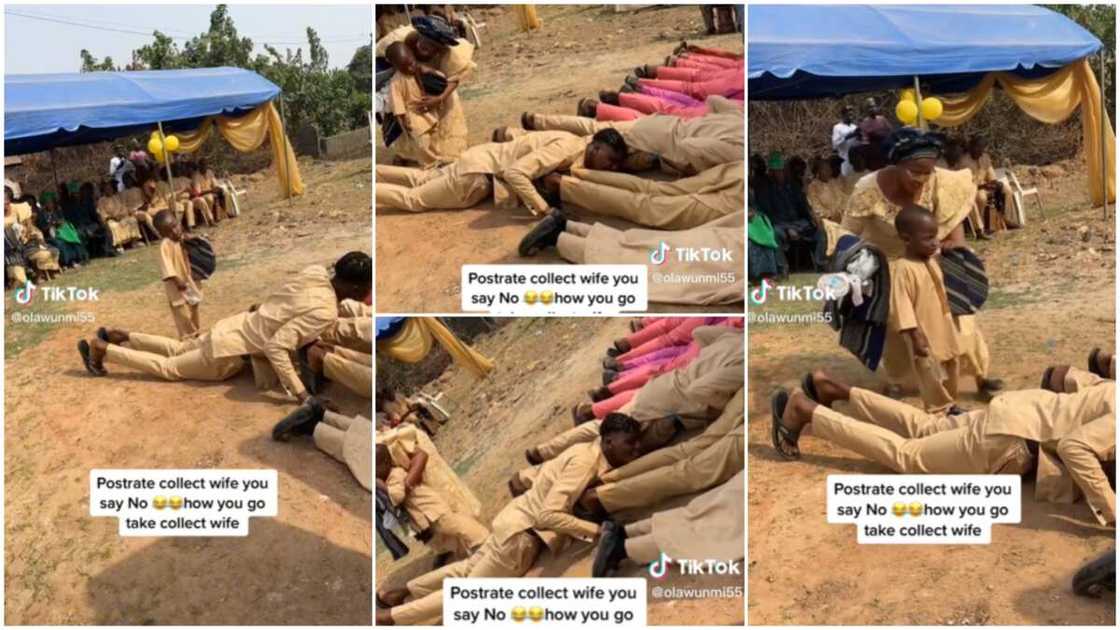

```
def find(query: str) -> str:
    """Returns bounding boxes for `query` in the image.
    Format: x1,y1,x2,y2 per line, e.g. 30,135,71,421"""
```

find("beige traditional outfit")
96,194,142,247
556,211,744,305
379,425,488,557
960,152,1014,232
621,470,744,564
559,161,743,230
533,327,743,460
889,257,961,412
376,131,588,214
841,167,992,389
159,238,202,339
806,177,849,223
315,411,372,491
104,265,338,397
531,104,743,175
324,346,372,399
388,441,605,625
811,378,1115,524
597,388,744,514
380,26,475,163
5,202,60,274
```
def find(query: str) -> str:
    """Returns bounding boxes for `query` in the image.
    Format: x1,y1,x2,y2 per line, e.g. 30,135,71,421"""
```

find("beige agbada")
810,371,1115,525
375,131,588,214
314,411,372,491
596,388,744,514
651,469,744,562
532,97,744,174
379,425,488,556
889,257,961,412
558,211,744,305
559,161,743,230
389,441,606,626
104,265,338,398
629,325,744,424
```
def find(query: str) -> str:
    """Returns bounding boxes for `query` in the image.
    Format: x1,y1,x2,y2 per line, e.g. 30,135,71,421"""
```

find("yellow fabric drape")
514,5,542,32
378,317,495,378
174,101,304,198
937,59,1114,204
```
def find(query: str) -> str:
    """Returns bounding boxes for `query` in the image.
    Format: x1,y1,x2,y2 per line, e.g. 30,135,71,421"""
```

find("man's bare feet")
772,389,814,459
89,337,109,365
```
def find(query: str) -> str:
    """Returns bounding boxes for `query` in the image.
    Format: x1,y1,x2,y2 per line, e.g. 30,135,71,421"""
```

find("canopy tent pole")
277,97,294,208
157,122,177,211
913,76,926,131
1100,50,1109,218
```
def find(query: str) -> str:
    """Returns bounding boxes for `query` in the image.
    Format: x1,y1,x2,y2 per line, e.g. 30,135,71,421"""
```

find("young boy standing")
889,204,961,412
154,210,201,339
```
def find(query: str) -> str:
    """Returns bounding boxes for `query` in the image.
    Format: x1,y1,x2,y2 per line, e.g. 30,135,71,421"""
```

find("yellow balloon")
148,137,163,155
895,99,918,124
164,135,180,152
900,88,916,103
920,96,944,121
153,148,165,163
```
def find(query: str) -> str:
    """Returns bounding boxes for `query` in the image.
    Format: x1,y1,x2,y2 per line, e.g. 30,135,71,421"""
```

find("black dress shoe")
598,90,620,105
272,399,326,441
518,209,566,257
602,369,618,386
592,520,629,578
589,386,612,402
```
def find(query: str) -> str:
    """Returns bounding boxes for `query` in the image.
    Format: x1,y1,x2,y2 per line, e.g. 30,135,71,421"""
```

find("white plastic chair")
999,168,1045,223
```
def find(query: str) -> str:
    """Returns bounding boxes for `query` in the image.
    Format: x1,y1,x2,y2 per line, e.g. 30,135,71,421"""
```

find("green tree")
1046,4,1115,112
78,5,370,136
80,49,117,72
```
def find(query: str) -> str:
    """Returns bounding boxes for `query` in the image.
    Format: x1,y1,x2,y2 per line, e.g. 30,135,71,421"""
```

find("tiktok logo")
649,241,670,266
648,552,671,579
749,278,772,305
14,280,36,305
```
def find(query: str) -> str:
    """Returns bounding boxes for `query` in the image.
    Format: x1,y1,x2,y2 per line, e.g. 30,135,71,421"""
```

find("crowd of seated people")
5,151,235,290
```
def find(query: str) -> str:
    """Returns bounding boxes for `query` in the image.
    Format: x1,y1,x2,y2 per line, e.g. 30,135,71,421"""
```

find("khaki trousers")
104,332,244,381
812,387,1032,475
623,519,660,563
375,164,491,212
597,431,743,514
168,302,200,340
556,221,592,263
429,512,491,558
560,165,738,230
312,410,356,463
391,532,541,625
529,114,632,137
324,348,372,399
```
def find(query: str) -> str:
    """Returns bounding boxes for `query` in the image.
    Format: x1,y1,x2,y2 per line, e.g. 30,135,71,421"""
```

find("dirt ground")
747,164,1117,625
375,5,743,313
376,318,744,625
4,157,374,624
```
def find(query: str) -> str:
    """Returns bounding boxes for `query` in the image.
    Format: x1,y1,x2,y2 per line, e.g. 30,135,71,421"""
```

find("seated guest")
35,192,88,268
960,135,1014,235
96,180,143,250
753,152,816,271
806,157,848,224
5,187,60,281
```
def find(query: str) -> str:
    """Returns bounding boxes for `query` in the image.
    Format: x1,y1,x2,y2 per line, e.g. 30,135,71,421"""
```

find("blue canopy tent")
5,67,302,200
5,67,280,155
748,4,1100,99
748,4,1113,208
